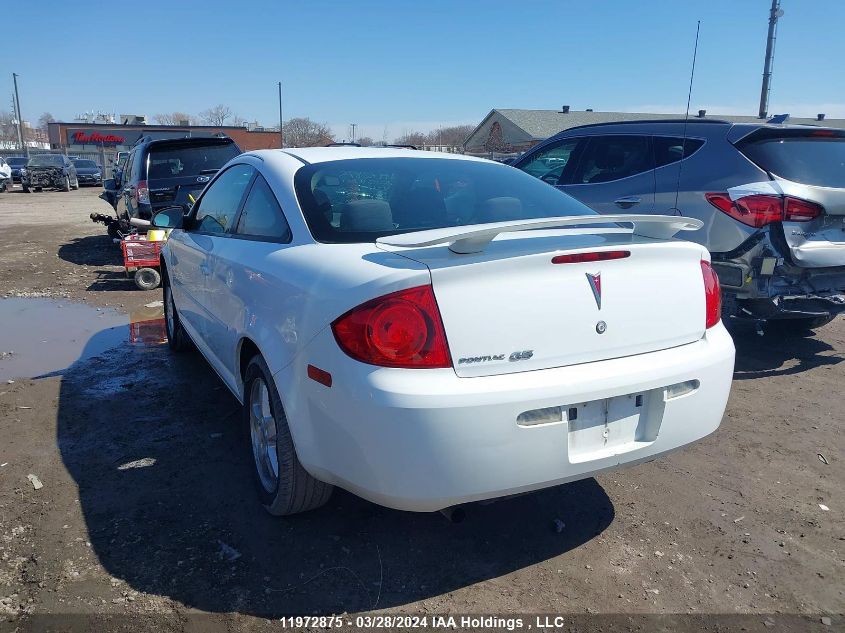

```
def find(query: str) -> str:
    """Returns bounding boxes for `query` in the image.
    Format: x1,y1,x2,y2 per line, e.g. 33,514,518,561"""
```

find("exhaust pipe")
130,217,151,228
439,505,467,523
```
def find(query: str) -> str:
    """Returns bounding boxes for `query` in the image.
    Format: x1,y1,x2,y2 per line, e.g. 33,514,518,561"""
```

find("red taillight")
136,179,150,205
331,285,452,368
701,260,721,329
552,250,630,264
705,193,822,227
784,197,823,221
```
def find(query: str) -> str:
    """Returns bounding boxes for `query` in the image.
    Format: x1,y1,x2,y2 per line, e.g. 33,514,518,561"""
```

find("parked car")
152,147,735,515
512,120,845,332
106,136,241,233
0,157,11,192
6,156,27,182
72,159,103,186
21,154,79,192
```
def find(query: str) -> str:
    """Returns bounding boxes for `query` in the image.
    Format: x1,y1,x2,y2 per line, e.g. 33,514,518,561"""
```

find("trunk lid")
383,231,708,377
148,175,212,210
734,128,845,267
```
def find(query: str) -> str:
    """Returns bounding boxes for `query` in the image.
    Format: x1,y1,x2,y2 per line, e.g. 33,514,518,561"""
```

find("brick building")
47,121,281,154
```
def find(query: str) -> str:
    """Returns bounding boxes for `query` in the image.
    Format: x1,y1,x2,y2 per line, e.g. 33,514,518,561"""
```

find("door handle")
614,197,641,208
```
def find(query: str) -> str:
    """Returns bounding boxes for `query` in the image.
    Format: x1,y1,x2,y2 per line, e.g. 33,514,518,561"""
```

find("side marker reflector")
307,364,332,387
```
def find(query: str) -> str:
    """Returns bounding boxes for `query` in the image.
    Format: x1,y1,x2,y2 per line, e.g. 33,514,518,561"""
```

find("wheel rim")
249,377,279,493
164,286,175,338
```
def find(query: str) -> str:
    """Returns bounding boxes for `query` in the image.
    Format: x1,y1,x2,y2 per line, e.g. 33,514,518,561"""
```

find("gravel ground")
0,185,842,632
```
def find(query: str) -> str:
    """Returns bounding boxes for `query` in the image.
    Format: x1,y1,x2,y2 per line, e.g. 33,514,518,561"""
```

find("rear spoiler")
377,214,703,254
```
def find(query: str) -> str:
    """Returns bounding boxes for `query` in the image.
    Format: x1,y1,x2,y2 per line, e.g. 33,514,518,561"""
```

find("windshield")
147,142,240,180
7,157,27,166
294,157,597,243
739,132,845,188
73,160,98,169
27,155,63,167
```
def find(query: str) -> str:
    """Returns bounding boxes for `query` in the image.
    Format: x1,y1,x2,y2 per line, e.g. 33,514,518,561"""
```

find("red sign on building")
70,130,127,145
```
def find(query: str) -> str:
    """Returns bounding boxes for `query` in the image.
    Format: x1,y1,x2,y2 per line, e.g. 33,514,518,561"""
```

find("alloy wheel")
249,378,279,493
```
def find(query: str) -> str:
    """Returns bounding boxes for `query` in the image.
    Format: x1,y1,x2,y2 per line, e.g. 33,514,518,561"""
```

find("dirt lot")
0,185,842,632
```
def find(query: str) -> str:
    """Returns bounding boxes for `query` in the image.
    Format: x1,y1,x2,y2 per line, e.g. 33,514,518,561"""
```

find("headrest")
340,199,393,232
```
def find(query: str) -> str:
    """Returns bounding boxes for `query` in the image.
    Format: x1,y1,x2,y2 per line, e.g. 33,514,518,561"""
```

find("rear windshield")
146,142,240,180
27,155,63,167
73,160,98,169
739,132,845,188
294,157,597,243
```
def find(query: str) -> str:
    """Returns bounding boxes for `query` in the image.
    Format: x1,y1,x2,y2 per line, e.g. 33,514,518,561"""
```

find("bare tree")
231,115,247,127
37,112,55,130
200,104,233,126
426,124,474,148
357,136,374,147
0,111,18,146
154,112,195,126
282,117,335,147
394,131,427,147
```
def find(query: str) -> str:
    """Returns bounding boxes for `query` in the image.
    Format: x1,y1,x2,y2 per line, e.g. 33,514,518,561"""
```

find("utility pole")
350,123,357,144
12,73,27,157
758,0,783,119
279,81,285,147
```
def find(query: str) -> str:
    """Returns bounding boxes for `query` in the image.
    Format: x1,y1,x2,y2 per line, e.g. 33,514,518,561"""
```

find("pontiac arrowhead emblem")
586,272,602,309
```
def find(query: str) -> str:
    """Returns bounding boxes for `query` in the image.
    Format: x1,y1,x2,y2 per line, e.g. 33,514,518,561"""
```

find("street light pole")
758,0,782,119
279,81,285,147
12,73,27,157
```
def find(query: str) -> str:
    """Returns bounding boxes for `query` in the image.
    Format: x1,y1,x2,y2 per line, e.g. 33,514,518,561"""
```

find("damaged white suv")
513,121,845,332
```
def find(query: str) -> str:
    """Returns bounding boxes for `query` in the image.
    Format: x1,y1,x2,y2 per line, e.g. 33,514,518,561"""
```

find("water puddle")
0,298,166,381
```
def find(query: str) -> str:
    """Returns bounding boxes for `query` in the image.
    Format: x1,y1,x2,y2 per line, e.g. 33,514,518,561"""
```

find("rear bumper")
276,324,736,512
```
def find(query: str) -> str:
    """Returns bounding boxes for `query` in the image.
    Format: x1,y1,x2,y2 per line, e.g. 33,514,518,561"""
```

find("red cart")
120,237,164,290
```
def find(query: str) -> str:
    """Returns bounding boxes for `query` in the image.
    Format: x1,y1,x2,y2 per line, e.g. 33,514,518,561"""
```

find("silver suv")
512,120,845,331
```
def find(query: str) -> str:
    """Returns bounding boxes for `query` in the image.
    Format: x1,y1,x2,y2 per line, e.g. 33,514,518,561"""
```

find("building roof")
465,108,845,150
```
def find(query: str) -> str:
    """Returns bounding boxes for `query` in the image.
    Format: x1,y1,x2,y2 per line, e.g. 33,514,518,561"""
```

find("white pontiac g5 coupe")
153,147,735,515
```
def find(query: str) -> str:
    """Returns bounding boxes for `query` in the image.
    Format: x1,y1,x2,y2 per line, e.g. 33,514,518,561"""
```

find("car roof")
253,147,492,165
550,118,840,139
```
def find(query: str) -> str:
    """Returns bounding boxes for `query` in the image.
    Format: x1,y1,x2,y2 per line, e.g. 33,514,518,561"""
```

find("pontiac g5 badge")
586,272,602,309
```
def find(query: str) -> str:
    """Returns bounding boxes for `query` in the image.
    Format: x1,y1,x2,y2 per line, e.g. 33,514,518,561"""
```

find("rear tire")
243,355,333,516
163,281,191,351
134,267,161,291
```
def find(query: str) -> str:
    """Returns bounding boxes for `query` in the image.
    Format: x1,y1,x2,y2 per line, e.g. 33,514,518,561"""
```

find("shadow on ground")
56,328,614,616
58,234,122,267
729,320,843,380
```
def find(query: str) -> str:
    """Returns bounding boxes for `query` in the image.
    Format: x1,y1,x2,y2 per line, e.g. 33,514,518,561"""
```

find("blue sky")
9,0,845,140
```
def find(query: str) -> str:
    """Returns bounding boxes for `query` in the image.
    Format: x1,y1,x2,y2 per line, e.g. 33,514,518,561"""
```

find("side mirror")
152,206,184,229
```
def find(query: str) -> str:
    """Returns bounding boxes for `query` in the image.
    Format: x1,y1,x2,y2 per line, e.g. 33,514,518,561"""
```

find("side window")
653,137,705,167
518,138,581,184
123,152,134,185
192,164,255,234
235,174,292,241
574,136,653,184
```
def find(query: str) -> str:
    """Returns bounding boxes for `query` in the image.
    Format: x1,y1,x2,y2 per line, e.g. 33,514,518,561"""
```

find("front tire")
62,176,71,192
243,355,333,516
163,281,191,351
22,184,30,193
